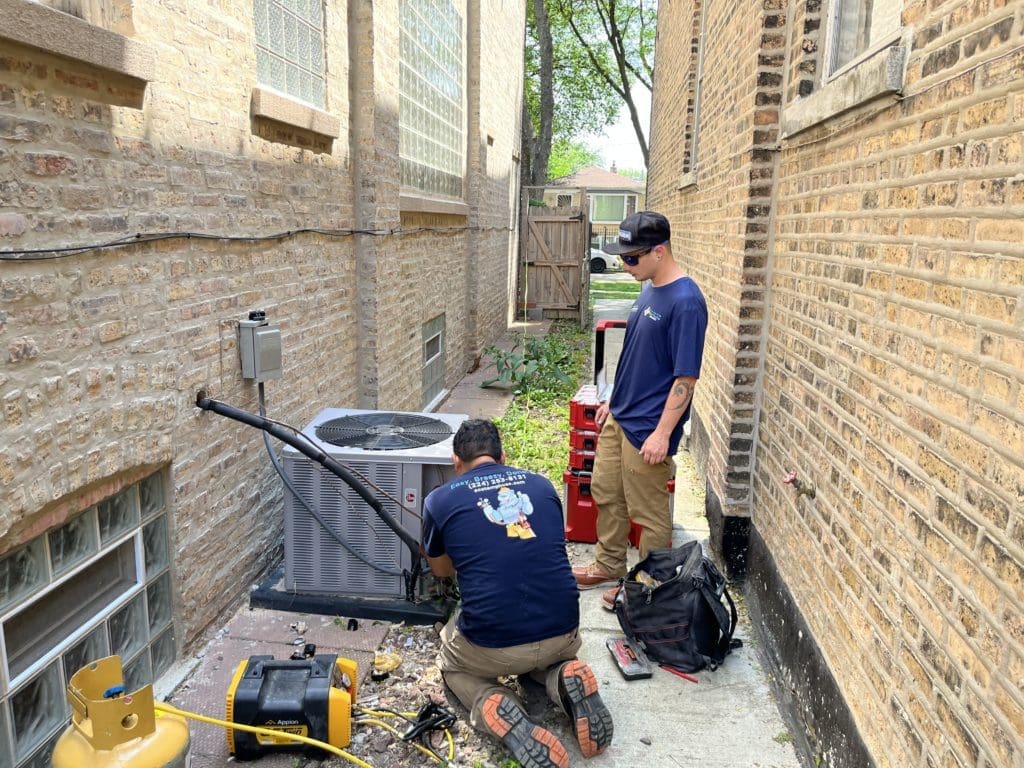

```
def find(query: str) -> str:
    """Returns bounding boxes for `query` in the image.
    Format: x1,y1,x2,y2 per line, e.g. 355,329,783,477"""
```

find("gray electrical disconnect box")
238,311,282,381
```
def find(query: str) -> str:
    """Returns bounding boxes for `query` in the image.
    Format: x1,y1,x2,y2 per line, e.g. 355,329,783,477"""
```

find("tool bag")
612,541,741,672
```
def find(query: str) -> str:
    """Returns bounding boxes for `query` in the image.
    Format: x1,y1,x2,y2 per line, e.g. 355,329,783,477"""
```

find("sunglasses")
621,247,653,267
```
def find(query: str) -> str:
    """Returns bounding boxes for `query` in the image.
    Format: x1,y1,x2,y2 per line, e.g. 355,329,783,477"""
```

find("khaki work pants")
438,613,582,732
591,413,675,578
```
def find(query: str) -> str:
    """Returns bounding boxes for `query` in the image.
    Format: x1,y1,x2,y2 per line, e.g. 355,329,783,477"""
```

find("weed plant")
483,321,590,486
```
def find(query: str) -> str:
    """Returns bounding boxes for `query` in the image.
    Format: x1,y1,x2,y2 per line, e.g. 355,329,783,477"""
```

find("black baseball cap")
602,211,671,255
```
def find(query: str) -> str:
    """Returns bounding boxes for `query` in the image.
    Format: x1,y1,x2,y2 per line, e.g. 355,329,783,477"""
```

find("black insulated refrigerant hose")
195,393,424,602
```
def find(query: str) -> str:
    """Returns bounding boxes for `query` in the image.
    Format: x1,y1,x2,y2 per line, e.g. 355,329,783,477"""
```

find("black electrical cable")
256,383,402,578
195,393,424,601
0,224,515,260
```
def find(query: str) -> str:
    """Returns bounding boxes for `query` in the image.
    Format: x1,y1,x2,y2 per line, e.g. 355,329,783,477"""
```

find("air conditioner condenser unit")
279,408,468,599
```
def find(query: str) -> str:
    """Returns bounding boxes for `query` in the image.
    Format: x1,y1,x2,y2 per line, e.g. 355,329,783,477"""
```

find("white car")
589,248,622,273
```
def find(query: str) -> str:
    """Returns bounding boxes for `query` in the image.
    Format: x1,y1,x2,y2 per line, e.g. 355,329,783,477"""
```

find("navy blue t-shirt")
422,463,579,648
610,276,708,455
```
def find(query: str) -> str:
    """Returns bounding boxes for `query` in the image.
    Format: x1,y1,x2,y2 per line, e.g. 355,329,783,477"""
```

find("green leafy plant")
490,322,590,486
480,331,578,396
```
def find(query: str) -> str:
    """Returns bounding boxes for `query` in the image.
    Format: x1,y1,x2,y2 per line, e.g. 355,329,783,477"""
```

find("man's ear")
452,453,464,474
500,451,506,464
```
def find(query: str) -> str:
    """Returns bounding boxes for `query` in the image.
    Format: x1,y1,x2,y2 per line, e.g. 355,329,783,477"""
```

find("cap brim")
602,242,645,255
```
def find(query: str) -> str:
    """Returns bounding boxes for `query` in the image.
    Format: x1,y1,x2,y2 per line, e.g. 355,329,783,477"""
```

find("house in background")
648,1,1022,766
0,0,525,765
542,165,646,245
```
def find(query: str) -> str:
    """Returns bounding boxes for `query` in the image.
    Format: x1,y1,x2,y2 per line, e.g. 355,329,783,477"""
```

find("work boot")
481,692,569,768
601,585,621,612
572,562,618,589
558,660,614,757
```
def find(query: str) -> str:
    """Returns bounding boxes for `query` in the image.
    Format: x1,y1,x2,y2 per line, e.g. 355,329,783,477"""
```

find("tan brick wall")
650,0,1023,766
649,0,783,518
0,0,524,648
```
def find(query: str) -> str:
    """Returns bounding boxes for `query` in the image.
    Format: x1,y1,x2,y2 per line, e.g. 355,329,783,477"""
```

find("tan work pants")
591,413,675,577
438,614,581,731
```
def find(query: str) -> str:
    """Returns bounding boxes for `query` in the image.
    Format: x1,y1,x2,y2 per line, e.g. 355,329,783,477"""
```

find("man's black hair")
452,418,503,463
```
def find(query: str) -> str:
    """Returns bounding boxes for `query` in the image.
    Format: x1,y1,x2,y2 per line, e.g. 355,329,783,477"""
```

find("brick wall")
0,0,525,648
650,1,1022,766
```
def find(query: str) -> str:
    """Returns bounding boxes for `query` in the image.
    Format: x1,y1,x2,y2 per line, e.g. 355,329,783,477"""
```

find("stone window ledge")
400,192,469,217
250,86,340,139
0,0,154,83
781,44,907,139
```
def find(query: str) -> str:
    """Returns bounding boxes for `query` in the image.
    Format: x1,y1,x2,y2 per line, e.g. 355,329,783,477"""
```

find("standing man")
573,211,708,610
423,419,613,768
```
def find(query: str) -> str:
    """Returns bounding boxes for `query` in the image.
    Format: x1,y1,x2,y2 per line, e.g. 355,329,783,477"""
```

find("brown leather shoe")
573,562,617,590
601,585,620,611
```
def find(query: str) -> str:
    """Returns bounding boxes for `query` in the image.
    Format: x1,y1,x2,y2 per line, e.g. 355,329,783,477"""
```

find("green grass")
589,277,641,303
494,321,590,487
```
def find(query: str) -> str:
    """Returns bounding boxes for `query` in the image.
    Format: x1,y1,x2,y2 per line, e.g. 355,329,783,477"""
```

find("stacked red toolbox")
563,320,675,548
564,384,601,543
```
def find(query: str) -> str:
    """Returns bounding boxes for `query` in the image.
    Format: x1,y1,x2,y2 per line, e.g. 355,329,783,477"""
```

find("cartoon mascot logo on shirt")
478,486,536,539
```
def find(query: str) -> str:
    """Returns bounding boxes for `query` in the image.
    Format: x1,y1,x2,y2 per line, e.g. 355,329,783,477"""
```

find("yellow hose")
354,716,454,764
153,701,373,768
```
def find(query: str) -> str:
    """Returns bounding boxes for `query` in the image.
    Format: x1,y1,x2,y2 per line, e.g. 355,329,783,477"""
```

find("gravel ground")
335,622,548,768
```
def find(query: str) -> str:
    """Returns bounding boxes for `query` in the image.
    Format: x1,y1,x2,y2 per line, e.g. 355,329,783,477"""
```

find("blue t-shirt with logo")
422,463,579,648
610,276,708,455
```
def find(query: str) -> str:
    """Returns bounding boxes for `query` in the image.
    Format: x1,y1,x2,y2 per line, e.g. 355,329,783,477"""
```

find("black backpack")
612,541,741,672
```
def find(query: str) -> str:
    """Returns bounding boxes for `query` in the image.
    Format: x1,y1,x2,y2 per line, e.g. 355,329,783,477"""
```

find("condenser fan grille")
315,412,454,451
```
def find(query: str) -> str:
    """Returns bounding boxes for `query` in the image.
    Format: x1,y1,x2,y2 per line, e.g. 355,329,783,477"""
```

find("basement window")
422,314,447,410
0,471,175,768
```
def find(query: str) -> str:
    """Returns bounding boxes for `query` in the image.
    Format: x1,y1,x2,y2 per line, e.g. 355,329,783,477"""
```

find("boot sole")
481,693,569,768
560,660,614,757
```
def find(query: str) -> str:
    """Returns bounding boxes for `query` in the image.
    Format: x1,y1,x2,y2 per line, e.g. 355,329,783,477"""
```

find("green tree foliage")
547,138,602,180
523,0,621,185
615,166,647,181
523,0,657,184
552,0,657,167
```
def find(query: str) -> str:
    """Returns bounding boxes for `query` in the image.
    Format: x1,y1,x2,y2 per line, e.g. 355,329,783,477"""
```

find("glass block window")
0,472,175,768
399,0,465,198
422,314,446,409
254,0,326,108
827,0,902,75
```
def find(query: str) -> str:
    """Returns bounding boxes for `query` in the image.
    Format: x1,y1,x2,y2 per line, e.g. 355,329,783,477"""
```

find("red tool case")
565,318,676,548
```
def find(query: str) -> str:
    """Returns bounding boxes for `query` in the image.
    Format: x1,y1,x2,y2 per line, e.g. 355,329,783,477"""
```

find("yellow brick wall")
0,0,525,646
649,1,1023,766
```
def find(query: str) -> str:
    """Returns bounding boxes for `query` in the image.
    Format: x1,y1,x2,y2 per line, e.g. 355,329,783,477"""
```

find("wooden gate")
518,192,589,323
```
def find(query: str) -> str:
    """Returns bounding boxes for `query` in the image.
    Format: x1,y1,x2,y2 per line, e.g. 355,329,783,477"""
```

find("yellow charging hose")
354,705,456,764
154,701,455,767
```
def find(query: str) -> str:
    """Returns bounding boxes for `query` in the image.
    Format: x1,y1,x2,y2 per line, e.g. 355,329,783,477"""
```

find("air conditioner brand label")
405,488,418,504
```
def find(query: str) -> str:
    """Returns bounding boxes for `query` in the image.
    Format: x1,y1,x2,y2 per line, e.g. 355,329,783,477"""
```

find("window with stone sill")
0,471,175,768
35,0,135,34
825,0,902,78
254,0,327,109
399,0,466,199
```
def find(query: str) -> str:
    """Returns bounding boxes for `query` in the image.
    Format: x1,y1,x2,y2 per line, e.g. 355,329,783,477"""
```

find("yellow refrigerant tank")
51,655,190,768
